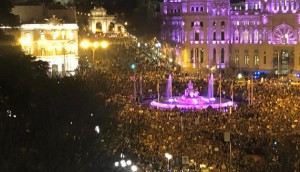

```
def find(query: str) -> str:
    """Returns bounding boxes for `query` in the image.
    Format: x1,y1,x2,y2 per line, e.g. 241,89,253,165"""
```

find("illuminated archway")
96,22,102,33
273,24,296,44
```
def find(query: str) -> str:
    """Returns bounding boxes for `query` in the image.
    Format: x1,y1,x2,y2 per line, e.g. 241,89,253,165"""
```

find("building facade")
88,7,126,37
19,16,79,75
161,0,300,75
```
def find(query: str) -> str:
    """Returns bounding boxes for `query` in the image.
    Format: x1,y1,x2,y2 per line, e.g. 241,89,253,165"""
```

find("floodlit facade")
161,0,300,75
19,16,79,75
88,7,126,37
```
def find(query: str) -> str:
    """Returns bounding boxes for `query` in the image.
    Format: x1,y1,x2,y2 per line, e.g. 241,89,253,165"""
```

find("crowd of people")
113,74,300,172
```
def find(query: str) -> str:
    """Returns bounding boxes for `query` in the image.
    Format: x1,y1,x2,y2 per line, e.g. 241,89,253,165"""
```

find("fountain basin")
150,96,234,110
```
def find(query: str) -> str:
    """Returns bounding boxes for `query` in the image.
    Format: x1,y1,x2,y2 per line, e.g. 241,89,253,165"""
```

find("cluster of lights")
114,154,138,171
80,40,108,49
7,110,16,118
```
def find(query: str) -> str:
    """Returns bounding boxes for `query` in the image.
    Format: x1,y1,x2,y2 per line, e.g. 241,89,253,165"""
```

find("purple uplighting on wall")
161,0,300,72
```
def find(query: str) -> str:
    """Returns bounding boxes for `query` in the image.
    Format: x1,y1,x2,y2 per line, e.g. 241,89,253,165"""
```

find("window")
235,30,239,41
221,48,225,63
213,48,217,63
221,21,225,26
254,30,259,42
213,32,216,40
221,31,225,40
200,7,204,11
190,49,194,63
264,56,267,64
200,49,204,63
213,21,216,26
195,32,199,41
195,48,199,60
244,49,249,65
254,49,259,65
196,7,199,11
200,22,204,27
191,7,194,12
191,22,194,27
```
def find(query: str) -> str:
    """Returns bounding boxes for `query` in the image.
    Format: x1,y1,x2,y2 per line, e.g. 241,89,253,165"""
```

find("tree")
0,0,19,28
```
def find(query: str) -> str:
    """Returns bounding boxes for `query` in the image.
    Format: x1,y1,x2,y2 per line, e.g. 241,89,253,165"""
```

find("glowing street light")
120,160,127,167
126,160,132,166
237,73,243,79
165,153,172,171
131,165,137,172
80,40,109,68
100,41,108,49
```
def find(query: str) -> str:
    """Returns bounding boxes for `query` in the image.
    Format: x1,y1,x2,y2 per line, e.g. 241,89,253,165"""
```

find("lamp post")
131,63,137,103
80,40,108,69
165,153,172,171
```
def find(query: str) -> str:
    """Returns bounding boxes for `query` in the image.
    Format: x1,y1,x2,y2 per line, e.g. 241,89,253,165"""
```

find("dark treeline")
0,45,122,171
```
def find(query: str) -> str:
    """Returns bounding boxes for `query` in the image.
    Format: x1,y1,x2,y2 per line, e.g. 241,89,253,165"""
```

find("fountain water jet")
166,74,172,99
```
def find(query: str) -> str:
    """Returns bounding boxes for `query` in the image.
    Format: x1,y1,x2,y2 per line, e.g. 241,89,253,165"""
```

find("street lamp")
165,153,172,171
131,63,137,102
131,165,137,172
80,40,109,69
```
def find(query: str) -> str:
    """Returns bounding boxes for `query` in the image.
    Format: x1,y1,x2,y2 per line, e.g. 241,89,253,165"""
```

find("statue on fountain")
184,80,199,98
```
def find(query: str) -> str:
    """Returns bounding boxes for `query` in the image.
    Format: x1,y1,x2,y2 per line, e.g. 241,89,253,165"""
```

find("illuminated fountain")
151,74,235,110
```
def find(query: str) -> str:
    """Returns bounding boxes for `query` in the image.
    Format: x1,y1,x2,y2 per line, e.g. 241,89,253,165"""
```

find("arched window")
96,22,102,33
221,48,225,63
273,24,296,44
109,22,115,32
221,31,225,40
243,30,249,42
234,29,239,41
195,48,199,60
213,32,216,40
213,48,217,63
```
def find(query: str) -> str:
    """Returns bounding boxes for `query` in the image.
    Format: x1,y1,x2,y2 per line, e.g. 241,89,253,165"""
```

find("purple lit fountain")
151,74,235,110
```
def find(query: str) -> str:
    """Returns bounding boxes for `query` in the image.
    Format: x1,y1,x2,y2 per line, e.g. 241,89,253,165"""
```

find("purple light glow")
151,79,235,110
151,97,234,110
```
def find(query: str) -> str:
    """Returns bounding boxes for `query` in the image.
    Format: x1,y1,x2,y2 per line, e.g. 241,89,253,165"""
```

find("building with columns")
161,0,300,76
88,7,126,37
19,15,79,75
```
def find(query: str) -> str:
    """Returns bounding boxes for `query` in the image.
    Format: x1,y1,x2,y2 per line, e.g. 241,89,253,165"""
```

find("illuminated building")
19,15,79,75
88,7,126,37
161,0,300,75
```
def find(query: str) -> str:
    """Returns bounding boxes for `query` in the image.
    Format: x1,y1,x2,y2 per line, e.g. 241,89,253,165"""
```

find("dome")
90,7,107,17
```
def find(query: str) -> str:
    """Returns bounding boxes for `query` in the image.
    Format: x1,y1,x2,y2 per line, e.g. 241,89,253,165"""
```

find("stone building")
161,0,300,76
18,15,79,75
88,7,126,37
